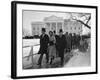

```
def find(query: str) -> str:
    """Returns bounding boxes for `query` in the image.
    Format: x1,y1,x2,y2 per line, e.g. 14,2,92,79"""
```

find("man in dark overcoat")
37,28,49,66
57,29,66,66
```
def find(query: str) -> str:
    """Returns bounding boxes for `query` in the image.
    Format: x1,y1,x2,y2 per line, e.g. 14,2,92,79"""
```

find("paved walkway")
64,49,90,67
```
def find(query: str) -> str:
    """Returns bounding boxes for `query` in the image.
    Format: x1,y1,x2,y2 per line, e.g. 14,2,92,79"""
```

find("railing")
23,44,40,69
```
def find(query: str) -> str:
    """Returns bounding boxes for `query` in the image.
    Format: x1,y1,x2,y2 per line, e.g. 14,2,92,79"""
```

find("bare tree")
69,13,91,29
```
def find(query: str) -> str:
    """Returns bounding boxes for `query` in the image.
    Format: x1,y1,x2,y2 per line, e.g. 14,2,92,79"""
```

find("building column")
56,22,57,34
62,22,64,33
50,22,51,31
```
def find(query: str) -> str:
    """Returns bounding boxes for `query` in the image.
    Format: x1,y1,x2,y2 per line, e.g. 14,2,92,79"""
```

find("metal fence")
23,44,40,69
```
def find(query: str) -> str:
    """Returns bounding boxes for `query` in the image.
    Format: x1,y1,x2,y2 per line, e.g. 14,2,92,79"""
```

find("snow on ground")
23,39,40,57
23,39,40,68
64,50,90,67
23,39,40,47
23,38,91,69
64,40,91,67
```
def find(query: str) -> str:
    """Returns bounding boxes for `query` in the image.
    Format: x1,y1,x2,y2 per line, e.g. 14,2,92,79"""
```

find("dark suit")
55,35,59,57
65,34,70,52
57,35,66,66
38,34,49,65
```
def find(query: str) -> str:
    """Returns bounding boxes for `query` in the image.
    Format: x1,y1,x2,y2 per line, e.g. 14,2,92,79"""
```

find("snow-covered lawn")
23,39,40,57
23,39,40,47
23,39,40,68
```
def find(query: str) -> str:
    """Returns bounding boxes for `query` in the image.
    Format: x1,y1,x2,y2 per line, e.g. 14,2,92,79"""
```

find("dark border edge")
13,72,97,79
96,6,98,74
11,1,17,79
11,1,97,8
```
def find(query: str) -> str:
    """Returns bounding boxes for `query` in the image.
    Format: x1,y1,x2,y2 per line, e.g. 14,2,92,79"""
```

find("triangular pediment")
44,15,64,22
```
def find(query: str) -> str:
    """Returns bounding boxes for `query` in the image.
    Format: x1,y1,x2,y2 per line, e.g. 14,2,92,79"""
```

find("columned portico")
45,22,63,34
44,15,64,34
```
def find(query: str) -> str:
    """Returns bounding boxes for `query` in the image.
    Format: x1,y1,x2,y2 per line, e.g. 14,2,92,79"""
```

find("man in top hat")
37,28,49,66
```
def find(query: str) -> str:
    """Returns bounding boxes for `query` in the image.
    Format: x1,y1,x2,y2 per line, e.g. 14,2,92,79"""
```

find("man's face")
59,32,63,36
42,30,45,34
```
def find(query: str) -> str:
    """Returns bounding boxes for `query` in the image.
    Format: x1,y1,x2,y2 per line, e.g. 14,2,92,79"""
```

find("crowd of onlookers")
65,32,90,53
64,32,81,52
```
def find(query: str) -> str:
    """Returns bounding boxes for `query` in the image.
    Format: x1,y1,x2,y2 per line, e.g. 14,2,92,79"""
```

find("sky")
23,10,90,35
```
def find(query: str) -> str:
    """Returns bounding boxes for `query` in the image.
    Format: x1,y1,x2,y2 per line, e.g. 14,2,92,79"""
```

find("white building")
64,19,82,34
31,22,44,36
31,15,82,36
44,15,64,34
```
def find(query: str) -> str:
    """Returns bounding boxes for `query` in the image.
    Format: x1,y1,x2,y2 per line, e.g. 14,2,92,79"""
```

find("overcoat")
38,34,49,54
57,35,66,57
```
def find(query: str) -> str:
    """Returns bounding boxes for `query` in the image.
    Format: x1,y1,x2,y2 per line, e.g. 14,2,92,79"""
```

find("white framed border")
12,1,97,78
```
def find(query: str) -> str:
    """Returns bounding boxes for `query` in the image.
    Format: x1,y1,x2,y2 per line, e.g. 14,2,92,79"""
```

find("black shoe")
52,56,54,60
50,61,52,64
46,60,49,64
37,63,41,66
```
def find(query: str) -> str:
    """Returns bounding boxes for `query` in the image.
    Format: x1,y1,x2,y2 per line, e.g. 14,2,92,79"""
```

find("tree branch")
73,19,91,29
86,16,91,25
77,20,91,29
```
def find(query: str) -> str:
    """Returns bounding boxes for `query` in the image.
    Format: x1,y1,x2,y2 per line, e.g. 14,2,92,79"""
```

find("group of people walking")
37,28,66,67
65,32,81,53
37,27,83,68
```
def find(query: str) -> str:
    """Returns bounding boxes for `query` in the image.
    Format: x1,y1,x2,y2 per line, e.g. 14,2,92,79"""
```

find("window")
46,23,50,27
70,27,72,30
74,27,76,30
57,22,62,29
33,27,35,30
37,27,39,30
